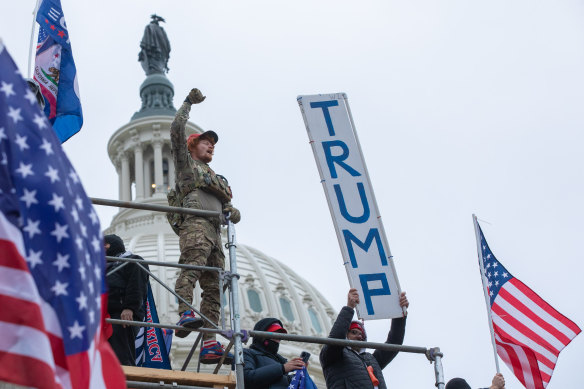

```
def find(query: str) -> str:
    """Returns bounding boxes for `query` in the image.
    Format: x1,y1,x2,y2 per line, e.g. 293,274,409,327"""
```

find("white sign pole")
298,93,403,320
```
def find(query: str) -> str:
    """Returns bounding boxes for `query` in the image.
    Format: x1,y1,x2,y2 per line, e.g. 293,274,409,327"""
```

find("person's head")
252,318,287,354
104,234,125,257
347,321,366,351
347,321,366,341
187,131,218,163
445,378,471,389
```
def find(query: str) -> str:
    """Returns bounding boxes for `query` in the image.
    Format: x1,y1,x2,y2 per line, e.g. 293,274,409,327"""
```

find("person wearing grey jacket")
320,288,409,389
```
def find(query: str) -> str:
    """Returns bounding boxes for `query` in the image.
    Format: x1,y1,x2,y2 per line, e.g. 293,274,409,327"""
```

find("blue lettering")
359,273,391,315
322,140,361,179
310,100,339,136
343,228,387,268
334,183,370,223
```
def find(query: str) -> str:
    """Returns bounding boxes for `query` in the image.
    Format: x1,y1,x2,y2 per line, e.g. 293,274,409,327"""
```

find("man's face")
191,138,214,163
347,328,363,341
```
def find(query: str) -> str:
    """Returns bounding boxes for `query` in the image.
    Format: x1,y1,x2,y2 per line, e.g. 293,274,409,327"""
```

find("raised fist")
186,88,206,104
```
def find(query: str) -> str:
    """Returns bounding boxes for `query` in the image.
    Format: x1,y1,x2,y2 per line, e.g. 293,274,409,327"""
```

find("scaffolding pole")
225,218,244,389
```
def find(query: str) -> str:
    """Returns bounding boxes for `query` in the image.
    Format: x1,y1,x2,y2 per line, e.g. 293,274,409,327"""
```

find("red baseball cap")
266,322,287,334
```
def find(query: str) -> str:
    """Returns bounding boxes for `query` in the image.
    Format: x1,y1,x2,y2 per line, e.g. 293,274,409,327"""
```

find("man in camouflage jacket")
170,88,241,364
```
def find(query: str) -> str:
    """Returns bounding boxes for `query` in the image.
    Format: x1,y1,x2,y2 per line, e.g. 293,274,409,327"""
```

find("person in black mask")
104,234,149,366
243,318,306,389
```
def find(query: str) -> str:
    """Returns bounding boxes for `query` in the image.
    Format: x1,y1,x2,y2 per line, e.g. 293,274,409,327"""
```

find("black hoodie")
104,234,148,319
243,318,291,389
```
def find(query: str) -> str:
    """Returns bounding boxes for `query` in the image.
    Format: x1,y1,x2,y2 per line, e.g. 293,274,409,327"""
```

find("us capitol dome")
102,16,337,386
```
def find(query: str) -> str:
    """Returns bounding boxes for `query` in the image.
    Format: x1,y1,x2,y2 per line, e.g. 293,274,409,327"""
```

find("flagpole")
27,0,41,79
472,214,500,373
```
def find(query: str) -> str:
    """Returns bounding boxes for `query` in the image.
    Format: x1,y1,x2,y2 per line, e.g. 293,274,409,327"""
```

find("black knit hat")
445,378,471,389
104,234,125,256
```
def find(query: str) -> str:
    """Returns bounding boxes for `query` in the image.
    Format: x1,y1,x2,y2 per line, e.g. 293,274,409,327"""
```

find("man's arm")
122,259,149,320
372,316,406,368
319,289,358,368
170,89,205,192
373,292,409,369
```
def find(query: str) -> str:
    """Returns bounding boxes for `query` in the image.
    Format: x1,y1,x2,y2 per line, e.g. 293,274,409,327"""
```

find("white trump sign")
298,93,403,320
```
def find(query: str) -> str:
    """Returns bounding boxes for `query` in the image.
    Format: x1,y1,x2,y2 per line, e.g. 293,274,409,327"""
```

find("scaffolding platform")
123,366,236,389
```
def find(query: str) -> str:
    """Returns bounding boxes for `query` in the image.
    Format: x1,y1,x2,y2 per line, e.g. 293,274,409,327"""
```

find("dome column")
120,151,131,201
144,158,152,197
153,126,164,196
134,146,145,200
114,158,123,201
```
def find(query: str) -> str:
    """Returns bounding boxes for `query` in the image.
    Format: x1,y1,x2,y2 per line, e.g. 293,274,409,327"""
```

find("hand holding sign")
347,288,360,309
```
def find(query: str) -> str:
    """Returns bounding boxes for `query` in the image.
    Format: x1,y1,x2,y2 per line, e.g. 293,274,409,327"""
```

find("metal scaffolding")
92,197,445,389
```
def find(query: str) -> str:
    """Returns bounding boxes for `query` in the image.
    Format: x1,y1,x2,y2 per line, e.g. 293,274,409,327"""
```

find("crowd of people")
101,87,505,388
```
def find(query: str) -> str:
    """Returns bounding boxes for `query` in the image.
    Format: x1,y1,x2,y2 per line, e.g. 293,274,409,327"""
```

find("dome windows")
308,308,322,334
279,297,295,322
247,289,263,313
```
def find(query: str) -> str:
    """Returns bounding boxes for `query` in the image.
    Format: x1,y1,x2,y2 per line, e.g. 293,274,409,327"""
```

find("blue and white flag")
34,0,83,143
135,283,172,369
289,366,318,389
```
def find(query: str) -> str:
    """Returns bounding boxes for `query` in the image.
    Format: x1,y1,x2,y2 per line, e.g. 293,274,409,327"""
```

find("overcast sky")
3,1,584,387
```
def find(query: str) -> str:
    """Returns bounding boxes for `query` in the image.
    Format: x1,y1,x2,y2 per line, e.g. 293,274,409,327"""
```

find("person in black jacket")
320,288,409,389
243,318,306,389
104,234,149,366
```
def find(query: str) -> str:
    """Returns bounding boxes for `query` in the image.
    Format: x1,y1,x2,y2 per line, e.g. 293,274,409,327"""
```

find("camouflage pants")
175,216,224,341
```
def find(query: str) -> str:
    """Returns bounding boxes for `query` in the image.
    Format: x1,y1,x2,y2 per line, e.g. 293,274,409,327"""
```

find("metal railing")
92,197,445,389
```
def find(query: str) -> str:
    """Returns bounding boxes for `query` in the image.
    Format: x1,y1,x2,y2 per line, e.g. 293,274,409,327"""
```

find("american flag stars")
53,253,70,271
40,137,53,154
24,88,37,105
0,81,15,98
15,134,28,150
34,113,48,129
20,188,39,207
45,165,60,183
481,241,513,302
7,106,22,123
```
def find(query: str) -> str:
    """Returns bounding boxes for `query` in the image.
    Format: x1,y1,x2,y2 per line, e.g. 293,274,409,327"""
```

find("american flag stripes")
474,218,581,389
0,41,125,388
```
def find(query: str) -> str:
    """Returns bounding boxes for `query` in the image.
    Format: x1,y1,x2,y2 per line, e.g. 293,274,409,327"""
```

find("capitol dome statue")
103,15,336,386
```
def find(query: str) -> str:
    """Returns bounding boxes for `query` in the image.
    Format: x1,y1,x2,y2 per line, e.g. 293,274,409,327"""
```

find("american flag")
0,41,125,388
474,219,581,389
289,366,317,389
